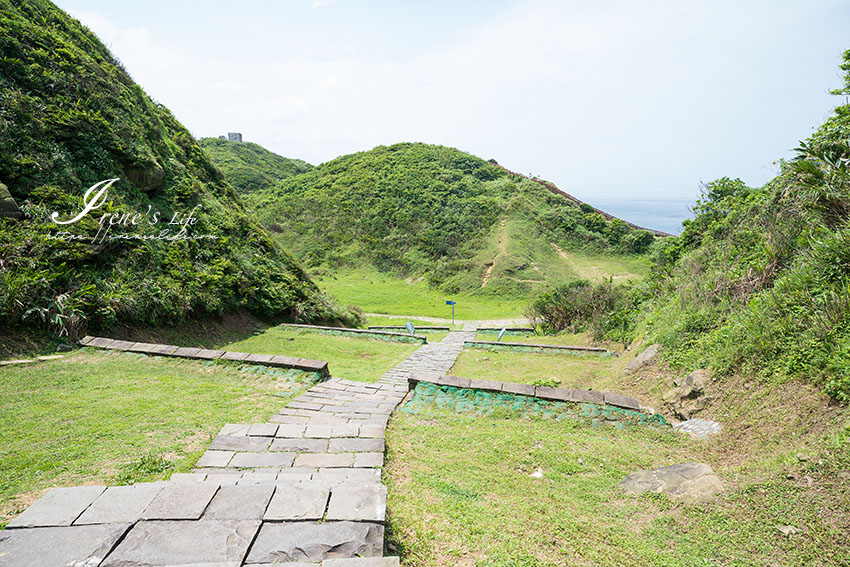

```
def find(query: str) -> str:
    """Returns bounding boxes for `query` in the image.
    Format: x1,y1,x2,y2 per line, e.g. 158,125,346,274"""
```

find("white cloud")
65,0,847,200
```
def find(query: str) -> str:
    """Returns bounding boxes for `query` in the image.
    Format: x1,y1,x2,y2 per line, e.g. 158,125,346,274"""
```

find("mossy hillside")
244,142,656,296
199,137,312,194
0,0,357,336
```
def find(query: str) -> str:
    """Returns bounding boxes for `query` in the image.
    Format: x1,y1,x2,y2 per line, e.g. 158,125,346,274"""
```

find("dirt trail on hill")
482,220,508,287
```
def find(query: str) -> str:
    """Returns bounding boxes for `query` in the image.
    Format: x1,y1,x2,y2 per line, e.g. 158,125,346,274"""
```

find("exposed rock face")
125,162,165,192
0,182,22,219
624,343,661,374
664,368,712,419
619,462,723,505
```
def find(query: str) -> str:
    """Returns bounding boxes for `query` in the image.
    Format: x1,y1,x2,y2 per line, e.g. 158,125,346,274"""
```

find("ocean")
587,197,697,236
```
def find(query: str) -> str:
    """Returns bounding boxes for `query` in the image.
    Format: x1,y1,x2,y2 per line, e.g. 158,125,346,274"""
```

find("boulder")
623,343,661,374
665,368,712,419
125,162,165,192
619,462,723,505
0,182,22,219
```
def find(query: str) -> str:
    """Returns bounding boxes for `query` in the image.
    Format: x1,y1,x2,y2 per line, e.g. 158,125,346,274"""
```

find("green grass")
385,409,850,567
450,348,624,390
316,268,528,319
216,326,419,382
0,350,310,524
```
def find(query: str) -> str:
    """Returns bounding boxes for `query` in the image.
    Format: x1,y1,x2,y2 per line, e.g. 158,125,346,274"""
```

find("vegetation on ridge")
0,0,358,340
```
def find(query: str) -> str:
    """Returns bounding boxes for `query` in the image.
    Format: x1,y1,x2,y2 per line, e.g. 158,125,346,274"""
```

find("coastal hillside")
236,142,657,296
0,0,356,341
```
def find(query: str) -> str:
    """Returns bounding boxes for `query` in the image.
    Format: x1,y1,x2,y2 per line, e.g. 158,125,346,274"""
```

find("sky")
56,0,850,203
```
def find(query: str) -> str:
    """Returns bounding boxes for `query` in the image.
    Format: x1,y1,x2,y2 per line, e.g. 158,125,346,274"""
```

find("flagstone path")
0,326,478,567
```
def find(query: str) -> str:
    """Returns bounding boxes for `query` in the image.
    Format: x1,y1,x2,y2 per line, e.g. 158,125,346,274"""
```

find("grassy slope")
217,326,419,382
0,350,314,525
386,405,849,567
0,0,354,337
199,137,312,194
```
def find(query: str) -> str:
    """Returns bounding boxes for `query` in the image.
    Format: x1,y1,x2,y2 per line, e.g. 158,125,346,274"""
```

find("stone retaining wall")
78,336,329,377
402,380,668,427
464,340,609,354
281,324,426,344
408,372,641,410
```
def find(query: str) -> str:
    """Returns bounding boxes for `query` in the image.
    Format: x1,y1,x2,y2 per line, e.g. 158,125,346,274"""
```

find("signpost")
445,300,456,324
405,320,415,336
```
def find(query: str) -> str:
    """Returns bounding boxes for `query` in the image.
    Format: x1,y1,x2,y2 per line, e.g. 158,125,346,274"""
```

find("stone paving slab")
6,485,106,528
264,485,330,520
230,452,296,468
294,453,356,468
101,520,260,567
327,484,387,522
271,437,330,453
105,339,135,350
75,483,164,525
221,350,250,361
196,449,235,467
210,434,272,452
328,438,385,453
196,348,225,360
204,484,274,520
249,423,279,437
140,483,219,520
245,521,384,564
0,523,131,567
127,341,158,354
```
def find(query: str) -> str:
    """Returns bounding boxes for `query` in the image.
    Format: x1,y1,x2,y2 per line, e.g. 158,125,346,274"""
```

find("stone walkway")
0,326,478,566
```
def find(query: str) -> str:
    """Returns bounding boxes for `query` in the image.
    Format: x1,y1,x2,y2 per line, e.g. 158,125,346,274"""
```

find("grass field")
0,350,310,525
451,347,625,390
385,408,850,567
217,326,419,382
316,268,529,319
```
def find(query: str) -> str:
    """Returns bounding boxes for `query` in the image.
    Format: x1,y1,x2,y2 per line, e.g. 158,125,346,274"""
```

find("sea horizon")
587,196,697,236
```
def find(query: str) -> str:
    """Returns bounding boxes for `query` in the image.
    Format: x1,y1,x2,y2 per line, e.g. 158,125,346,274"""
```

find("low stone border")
78,336,329,377
408,372,641,410
464,340,609,354
477,327,534,334
281,323,426,344
367,325,450,332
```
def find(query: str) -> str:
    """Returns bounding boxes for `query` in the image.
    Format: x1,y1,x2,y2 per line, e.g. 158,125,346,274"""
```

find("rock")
777,525,799,536
619,462,723,505
529,467,544,478
623,344,661,374
0,182,22,220
244,521,384,563
684,368,710,393
125,162,165,193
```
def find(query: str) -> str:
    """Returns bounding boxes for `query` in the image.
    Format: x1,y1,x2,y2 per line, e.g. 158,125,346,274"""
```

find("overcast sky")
57,0,849,202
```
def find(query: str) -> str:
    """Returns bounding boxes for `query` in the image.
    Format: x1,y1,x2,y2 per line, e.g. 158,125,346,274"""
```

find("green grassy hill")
234,142,656,298
0,0,356,341
199,137,312,194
